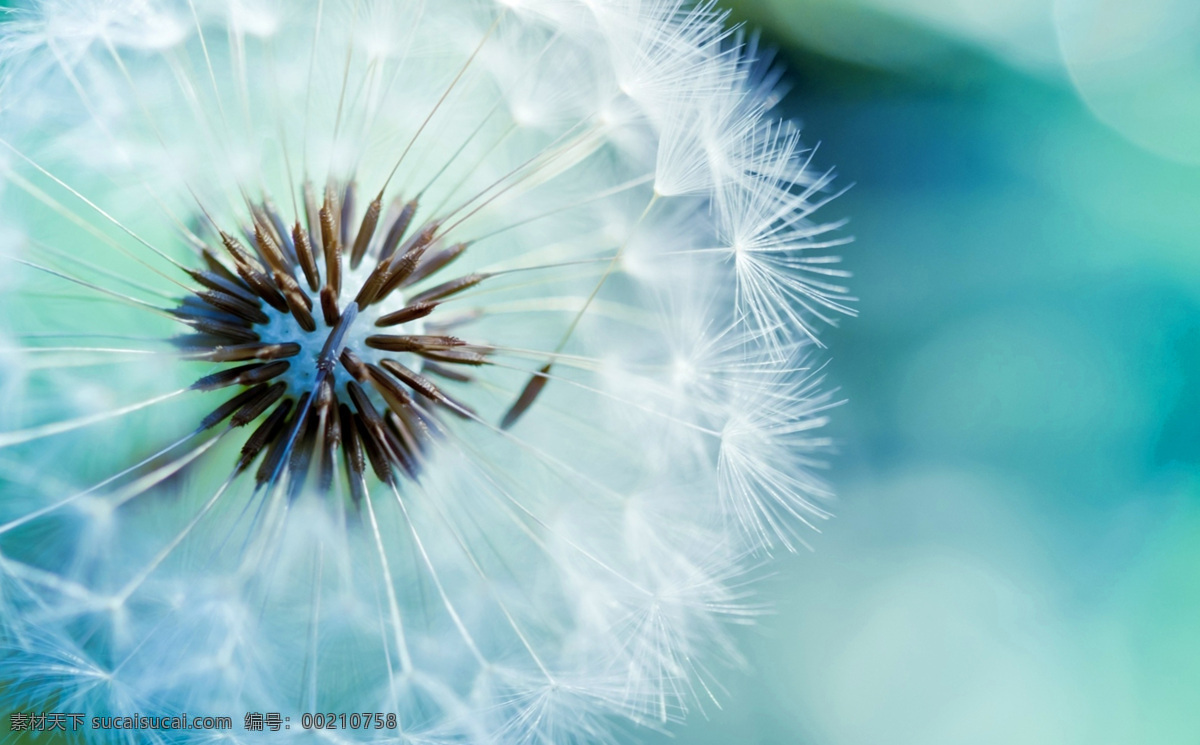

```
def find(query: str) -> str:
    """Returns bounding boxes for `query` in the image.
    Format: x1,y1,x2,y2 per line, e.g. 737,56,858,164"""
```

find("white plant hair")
0,0,852,741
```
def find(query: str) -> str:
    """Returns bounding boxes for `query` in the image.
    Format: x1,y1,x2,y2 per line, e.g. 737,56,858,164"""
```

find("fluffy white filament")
0,0,852,741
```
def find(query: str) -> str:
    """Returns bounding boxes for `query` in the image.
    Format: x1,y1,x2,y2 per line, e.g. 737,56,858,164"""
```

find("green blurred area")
652,0,1200,743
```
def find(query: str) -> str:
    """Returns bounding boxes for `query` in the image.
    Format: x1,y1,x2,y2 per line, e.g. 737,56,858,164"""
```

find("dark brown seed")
263,199,297,263
320,285,340,326
201,383,276,430
188,267,258,306
321,184,339,245
418,348,489,366
198,289,270,324
254,223,290,275
500,363,553,430
339,348,369,381
276,271,317,332
219,231,260,271
318,380,340,493
256,417,300,485
345,381,381,426
323,238,342,298
340,403,367,504
377,197,418,262
407,272,488,305
193,363,264,391
352,258,393,307
363,335,418,353
293,221,321,292
231,381,287,427
320,191,341,296
365,334,465,353
259,391,310,487
365,362,415,413
273,270,312,311
371,223,442,304
394,220,441,263
321,248,340,301
374,301,437,327
355,416,393,484
404,242,469,287
200,248,248,290
172,333,233,349
227,245,289,312
349,195,382,270
315,374,336,413
179,316,261,344
350,381,415,479
192,361,290,391
347,382,394,484
237,398,294,474
191,342,301,362
174,299,245,326
379,359,474,418
380,359,439,401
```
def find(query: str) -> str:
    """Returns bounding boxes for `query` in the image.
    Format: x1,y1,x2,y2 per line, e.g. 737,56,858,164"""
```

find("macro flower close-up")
0,0,850,741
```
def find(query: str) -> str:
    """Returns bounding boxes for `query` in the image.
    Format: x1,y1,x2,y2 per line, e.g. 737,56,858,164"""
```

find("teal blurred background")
655,0,1200,743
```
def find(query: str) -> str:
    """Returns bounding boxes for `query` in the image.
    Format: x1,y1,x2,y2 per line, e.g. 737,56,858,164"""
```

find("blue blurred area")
655,1,1200,743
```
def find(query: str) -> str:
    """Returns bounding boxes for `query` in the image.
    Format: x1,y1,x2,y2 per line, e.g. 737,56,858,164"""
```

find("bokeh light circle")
1055,0,1200,164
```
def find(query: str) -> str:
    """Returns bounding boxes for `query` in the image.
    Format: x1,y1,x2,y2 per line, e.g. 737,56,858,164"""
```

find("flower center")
174,180,489,501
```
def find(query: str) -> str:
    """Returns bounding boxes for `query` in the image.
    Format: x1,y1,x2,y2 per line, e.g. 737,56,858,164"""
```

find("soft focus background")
650,0,1200,743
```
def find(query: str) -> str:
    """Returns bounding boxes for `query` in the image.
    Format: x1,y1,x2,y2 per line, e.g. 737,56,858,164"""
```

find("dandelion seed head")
0,0,852,740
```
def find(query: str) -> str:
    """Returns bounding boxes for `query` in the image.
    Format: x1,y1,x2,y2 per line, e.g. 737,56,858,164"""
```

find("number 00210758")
300,713,398,730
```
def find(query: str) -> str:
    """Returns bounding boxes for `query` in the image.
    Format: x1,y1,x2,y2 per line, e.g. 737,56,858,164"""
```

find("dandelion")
0,0,851,741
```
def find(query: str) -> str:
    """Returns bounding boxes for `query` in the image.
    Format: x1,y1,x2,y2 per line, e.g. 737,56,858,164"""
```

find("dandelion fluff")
0,0,851,741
